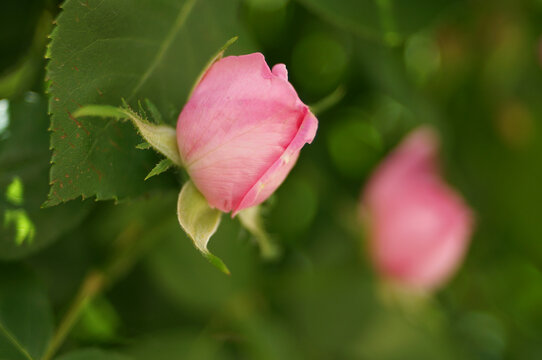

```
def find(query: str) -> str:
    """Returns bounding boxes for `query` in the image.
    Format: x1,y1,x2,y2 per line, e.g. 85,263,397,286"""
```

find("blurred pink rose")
177,53,318,215
361,127,473,291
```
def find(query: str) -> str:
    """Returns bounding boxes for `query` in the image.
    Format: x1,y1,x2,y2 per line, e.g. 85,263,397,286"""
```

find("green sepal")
204,253,231,276
238,205,280,260
144,158,173,181
73,104,182,166
176,180,229,275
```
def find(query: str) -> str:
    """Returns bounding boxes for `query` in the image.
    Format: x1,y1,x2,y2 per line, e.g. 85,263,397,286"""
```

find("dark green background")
1,0,541,359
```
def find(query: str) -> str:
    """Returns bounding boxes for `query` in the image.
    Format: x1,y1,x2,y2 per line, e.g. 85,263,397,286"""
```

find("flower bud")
361,127,473,291
177,53,318,215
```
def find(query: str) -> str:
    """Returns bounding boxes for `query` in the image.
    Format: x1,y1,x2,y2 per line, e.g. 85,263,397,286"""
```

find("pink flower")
177,53,318,215
361,127,473,291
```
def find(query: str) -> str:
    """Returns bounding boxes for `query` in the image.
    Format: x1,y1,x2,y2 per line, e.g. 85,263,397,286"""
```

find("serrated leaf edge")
144,158,173,181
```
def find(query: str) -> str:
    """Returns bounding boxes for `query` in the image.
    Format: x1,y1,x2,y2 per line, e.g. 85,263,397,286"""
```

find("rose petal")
177,53,317,212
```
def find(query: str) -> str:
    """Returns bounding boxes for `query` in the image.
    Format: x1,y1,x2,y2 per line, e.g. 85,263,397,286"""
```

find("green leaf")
0,264,54,360
122,330,229,360
238,206,280,260
0,1,49,99
268,174,319,239
326,112,383,178
0,95,93,260
296,0,383,41
145,159,173,181
46,0,253,206
296,1,440,127
176,180,229,275
56,349,132,360
145,216,256,313
73,105,182,166
354,41,439,128
71,296,121,343
0,1,44,73
296,0,456,44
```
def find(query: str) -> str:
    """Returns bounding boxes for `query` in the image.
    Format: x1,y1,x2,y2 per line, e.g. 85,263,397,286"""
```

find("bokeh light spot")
404,33,441,84
6,176,24,206
291,32,349,99
327,112,382,179
0,99,9,136
3,209,36,245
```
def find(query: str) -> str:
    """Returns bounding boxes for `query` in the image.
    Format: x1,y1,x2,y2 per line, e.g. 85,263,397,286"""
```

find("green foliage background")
1,0,542,359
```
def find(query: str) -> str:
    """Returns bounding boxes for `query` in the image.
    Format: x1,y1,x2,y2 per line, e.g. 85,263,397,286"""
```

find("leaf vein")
58,37,157,69
0,323,34,360
128,0,198,100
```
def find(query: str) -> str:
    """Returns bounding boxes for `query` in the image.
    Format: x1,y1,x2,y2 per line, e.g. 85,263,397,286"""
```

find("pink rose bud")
361,127,473,291
177,53,318,215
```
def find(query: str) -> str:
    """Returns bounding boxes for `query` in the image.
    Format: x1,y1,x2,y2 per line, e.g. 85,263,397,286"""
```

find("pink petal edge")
232,108,318,215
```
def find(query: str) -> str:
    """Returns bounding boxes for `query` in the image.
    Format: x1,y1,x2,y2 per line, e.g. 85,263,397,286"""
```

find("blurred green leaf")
453,311,506,360
0,1,53,99
326,109,383,179
295,0,445,128
145,216,256,314
275,268,377,358
0,1,44,73
353,309,457,360
122,330,230,360
45,0,253,205
290,32,349,99
56,349,131,360
296,0,458,43
226,298,303,360
0,1,539,359
72,295,121,343
0,54,40,100
268,174,318,238
0,95,93,260
295,0,382,41
238,205,280,260
0,264,53,360
355,42,439,128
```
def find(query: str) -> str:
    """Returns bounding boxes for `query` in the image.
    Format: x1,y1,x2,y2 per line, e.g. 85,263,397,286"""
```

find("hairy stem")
41,271,105,360
309,86,346,116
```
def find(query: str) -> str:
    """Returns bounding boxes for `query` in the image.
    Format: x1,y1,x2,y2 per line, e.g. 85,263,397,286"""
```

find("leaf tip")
205,252,231,275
